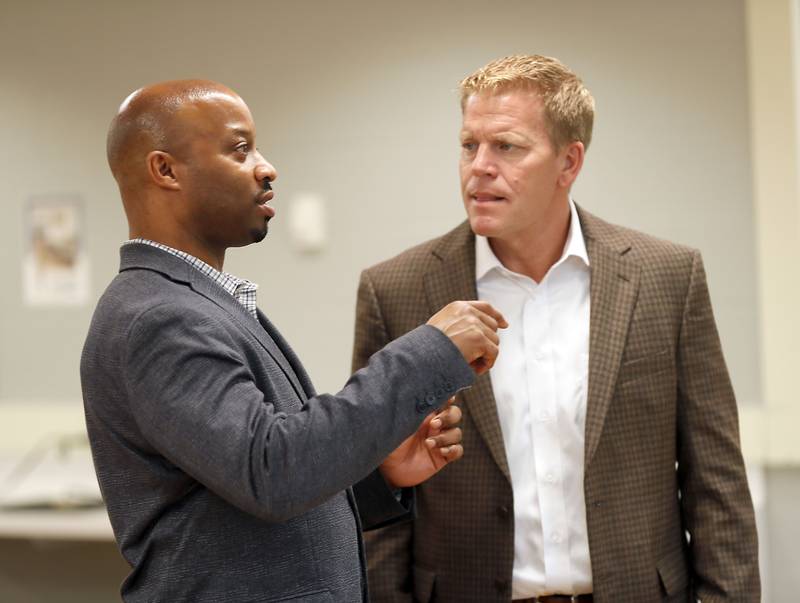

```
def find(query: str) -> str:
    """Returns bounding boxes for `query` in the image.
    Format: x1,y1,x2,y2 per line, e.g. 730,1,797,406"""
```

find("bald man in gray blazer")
81,79,505,603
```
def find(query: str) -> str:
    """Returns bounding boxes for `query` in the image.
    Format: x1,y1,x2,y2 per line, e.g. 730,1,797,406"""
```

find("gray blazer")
80,243,473,603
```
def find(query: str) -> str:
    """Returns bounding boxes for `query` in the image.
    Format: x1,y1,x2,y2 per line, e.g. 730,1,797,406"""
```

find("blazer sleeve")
122,299,473,524
675,250,760,600
352,269,416,602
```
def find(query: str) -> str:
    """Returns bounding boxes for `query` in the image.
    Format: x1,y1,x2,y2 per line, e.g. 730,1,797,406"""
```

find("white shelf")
0,507,114,542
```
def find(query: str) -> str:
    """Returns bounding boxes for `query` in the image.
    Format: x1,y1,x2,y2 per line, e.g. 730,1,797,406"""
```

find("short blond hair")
459,54,595,150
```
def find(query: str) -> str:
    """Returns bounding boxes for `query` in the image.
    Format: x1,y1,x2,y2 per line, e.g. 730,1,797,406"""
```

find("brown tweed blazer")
352,207,759,603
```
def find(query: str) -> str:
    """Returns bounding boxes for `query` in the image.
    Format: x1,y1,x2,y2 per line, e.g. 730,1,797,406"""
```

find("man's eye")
461,142,476,152
498,142,514,151
236,143,250,154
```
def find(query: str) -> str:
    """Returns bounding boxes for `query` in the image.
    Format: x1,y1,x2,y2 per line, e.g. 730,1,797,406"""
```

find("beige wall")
744,3,800,596
742,0,800,464
0,0,759,404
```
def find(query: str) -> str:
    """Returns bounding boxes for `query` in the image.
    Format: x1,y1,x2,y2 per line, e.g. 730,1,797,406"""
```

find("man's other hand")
427,301,508,375
379,398,463,488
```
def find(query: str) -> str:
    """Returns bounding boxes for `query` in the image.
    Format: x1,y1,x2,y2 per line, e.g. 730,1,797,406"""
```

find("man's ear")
146,151,181,191
557,141,585,189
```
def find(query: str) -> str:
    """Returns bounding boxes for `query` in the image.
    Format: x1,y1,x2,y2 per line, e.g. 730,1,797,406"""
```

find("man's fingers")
427,301,505,372
476,316,500,346
420,410,437,431
466,300,508,329
452,315,500,347
474,319,501,363
453,301,505,332
434,403,461,428
473,331,499,369
426,300,508,333
464,306,499,332
426,406,463,447
469,339,499,375
470,357,488,374
426,427,463,449
439,444,464,461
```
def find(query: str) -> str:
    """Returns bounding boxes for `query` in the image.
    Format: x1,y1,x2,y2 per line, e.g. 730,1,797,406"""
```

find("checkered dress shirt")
124,239,259,319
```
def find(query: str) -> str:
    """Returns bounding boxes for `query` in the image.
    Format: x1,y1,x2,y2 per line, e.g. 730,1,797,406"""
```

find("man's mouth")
470,192,506,203
256,190,275,218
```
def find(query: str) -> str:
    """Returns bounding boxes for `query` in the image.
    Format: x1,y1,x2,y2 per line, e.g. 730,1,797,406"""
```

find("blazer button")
435,388,444,397
445,381,455,393
497,505,510,519
494,577,509,593
425,394,436,405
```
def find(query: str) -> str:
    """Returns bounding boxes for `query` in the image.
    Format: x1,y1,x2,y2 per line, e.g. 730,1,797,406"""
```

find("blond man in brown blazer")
352,55,759,603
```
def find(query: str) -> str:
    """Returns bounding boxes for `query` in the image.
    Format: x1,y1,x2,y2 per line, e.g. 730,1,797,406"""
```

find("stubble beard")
251,218,269,243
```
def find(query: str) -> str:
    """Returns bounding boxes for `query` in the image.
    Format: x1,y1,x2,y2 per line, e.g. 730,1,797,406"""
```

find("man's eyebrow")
491,130,530,143
459,129,529,143
230,127,253,138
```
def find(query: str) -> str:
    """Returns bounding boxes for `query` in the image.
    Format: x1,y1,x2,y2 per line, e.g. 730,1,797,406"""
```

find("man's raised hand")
426,301,508,374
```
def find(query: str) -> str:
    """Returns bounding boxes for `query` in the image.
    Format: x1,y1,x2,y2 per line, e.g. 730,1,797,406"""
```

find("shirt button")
551,532,562,543
545,473,556,484
537,411,551,422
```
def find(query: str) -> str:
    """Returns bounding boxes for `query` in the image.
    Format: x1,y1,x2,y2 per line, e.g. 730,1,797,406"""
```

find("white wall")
0,0,759,401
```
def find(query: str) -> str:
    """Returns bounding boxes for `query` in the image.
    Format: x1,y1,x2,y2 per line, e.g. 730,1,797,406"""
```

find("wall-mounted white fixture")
287,193,327,253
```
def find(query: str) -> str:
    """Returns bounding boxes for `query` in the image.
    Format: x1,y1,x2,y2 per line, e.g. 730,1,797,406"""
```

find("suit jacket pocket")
413,565,437,602
617,347,673,389
263,589,332,602
657,548,689,597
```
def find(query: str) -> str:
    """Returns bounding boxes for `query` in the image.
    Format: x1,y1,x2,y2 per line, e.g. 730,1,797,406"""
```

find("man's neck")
129,228,226,271
488,200,571,283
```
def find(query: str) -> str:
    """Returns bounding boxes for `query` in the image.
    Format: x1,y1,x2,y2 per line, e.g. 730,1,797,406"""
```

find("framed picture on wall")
22,195,89,306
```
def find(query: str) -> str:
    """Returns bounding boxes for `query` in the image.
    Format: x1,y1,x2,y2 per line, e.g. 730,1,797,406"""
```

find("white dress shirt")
475,200,593,597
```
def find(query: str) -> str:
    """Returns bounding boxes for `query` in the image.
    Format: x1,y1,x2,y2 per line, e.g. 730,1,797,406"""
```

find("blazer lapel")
119,243,310,403
424,223,511,482
257,310,317,399
185,269,310,403
579,208,641,467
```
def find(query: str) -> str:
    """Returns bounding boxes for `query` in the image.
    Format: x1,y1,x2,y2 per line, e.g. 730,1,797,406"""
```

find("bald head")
105,79,276,268
106,79,241,188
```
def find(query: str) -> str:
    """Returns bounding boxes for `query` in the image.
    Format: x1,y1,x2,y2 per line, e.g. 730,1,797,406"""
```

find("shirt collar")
124,238,257,297
475,198,589,282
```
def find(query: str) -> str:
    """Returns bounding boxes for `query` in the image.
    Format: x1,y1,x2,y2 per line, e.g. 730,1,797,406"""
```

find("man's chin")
250,222,269,243
468,215,502,238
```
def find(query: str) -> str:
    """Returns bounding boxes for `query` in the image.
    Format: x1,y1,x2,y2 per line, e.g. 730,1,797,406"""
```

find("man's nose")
471,146,496,177
255,151,277,185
